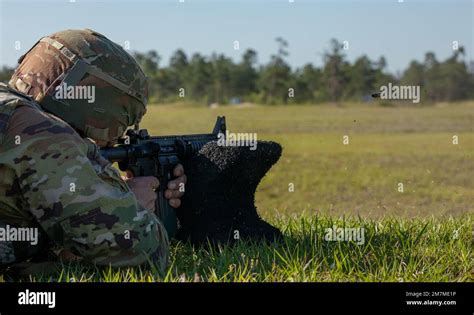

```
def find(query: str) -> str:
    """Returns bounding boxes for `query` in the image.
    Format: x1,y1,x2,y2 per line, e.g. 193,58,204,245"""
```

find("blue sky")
0,0,472,74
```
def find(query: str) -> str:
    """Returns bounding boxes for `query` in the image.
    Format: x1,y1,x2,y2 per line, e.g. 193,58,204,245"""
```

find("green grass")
3,216,471,282
142,102,474,218
2,102,473,282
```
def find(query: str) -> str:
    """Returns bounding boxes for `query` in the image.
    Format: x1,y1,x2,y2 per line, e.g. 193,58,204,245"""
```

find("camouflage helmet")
9,29,148,146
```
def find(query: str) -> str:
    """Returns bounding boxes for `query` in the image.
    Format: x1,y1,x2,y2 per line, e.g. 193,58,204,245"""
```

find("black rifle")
100,116,227,238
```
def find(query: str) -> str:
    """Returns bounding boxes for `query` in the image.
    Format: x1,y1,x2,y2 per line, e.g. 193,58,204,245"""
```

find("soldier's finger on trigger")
149,176,160,190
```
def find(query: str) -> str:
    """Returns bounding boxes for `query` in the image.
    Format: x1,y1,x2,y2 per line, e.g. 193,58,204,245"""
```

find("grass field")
2,102,473,282
143,102,474,218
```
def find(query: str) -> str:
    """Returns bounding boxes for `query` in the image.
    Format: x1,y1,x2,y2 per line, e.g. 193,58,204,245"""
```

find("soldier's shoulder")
0,85,92,163
0,82,38,108
0,104,91,171
0,83,70,140
8,105,80,141
0,96,86,157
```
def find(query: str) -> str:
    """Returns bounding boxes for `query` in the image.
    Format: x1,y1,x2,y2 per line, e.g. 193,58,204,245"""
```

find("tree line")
1,38,473,104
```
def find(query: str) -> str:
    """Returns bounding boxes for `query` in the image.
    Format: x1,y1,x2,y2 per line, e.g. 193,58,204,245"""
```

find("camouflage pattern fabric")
0,222,17,265
0,83,169,269
0,221,48,266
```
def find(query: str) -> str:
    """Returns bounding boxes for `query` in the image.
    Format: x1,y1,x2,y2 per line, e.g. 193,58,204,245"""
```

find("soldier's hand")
165,164,187,208
125,175,160,212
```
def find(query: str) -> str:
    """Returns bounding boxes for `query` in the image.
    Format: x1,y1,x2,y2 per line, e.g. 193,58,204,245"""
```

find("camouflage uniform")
0,29,169,270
